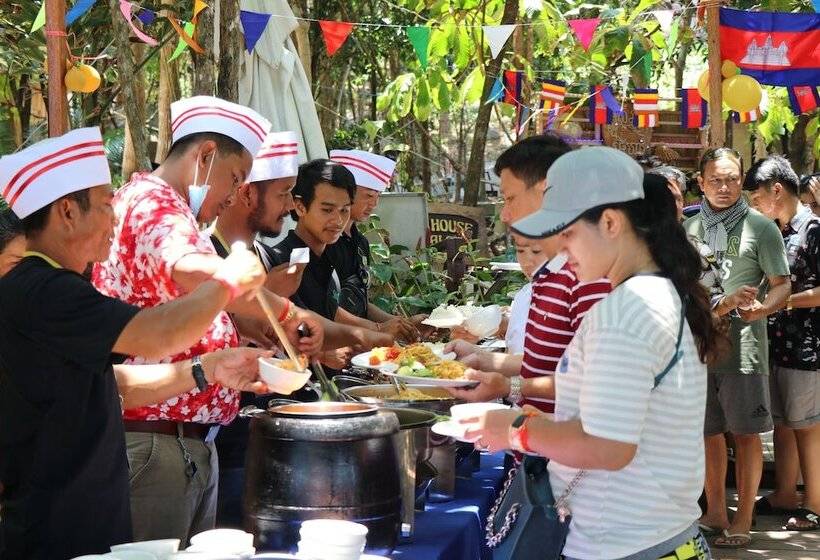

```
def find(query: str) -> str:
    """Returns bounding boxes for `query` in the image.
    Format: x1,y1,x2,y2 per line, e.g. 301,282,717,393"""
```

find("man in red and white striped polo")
449,135,610,412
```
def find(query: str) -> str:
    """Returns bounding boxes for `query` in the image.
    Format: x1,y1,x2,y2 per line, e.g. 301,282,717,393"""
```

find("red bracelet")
214,277,241,301
278,299,292,323
518,417,535,454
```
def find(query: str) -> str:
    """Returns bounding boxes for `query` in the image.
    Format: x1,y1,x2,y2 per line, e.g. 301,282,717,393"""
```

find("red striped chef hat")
171,96,272,157
0,127,111,219
329,150,396,192
247,131,301,183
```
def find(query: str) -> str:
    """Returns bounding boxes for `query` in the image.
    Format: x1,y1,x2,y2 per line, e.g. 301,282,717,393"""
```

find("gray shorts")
770,365,820,429
704,371,773,436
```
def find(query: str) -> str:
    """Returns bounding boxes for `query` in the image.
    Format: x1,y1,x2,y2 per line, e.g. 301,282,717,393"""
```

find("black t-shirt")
262,231,340,320
0,256,140,559
325,224,371,319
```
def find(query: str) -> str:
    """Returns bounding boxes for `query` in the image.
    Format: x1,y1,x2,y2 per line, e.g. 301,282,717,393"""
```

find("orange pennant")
167,16,204,54
192,0,207,24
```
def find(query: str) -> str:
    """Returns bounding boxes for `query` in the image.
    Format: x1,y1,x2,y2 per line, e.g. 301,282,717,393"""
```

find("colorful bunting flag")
732,107,760,123
633,89,660,128
681,88,708,128
319,20,354,56
31,3,46,33
66,0,96,26
568,18,600,51
589,85,623,125
239,10,271,53
119,0,158,46
787,86,820,115
483,24,515,59
136,8,157,26
168,22,196,61
502,70,524,106
538,81,566,133
406,26,431,69
167,0,207,60
486,78,504,104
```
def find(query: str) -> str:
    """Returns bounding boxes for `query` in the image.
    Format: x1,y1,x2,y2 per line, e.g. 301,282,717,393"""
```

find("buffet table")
391,452,506,560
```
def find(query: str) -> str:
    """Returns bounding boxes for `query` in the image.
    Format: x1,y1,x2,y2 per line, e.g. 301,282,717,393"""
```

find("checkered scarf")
700,196,749,260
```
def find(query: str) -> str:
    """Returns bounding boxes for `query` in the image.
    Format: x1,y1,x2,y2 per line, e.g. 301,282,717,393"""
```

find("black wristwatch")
192,356,208,392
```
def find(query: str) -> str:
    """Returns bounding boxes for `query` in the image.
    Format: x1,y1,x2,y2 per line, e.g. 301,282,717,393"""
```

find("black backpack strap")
654,297,686,389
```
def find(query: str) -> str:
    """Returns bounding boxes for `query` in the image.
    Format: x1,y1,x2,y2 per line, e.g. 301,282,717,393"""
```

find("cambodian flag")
719,7,820,86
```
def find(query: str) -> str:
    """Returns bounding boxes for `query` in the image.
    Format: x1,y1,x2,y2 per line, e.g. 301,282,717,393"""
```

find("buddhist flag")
732,107,760,123
719,7,820,86
787,86,820,115
502,70,524,106
538,80,566,133
681,88,708,129
632,89,659,128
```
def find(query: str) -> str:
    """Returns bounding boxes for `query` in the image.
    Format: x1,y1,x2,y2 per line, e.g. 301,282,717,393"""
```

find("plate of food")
351,342,456,370
381,358,478,387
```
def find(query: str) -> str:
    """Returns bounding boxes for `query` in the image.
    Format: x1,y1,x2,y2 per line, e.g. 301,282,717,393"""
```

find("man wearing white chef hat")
0,127,271,559
91,97,326,543
326,150,423,341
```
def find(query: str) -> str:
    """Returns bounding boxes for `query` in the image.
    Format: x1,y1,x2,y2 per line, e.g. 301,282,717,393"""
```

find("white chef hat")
329,150,396,192
0,127,111,219
171,96,272,157
247,131,300,183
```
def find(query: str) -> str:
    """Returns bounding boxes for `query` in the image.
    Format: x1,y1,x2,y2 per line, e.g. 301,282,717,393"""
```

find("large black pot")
242,402,401,555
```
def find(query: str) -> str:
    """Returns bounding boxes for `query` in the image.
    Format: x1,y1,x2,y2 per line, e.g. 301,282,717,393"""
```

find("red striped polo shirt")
521,264,610,412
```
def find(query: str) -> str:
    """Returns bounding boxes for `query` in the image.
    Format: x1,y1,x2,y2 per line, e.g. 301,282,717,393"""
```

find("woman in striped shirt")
462,147,728,560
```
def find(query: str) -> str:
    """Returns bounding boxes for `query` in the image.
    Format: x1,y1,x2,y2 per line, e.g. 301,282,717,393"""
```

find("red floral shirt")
92,173,239,425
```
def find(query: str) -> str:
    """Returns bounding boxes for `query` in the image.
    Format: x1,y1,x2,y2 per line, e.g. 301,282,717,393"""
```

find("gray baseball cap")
511,146,644,239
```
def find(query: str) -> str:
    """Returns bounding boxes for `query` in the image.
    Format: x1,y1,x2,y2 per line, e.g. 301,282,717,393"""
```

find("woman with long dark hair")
461,147,727,559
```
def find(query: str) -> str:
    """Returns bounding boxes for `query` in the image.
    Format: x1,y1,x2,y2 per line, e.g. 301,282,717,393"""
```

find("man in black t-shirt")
264,159,392,369
0,128,268,559
326,150,423,341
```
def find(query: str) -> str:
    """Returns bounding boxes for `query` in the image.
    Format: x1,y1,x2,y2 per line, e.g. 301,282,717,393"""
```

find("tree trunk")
193,2,217,95
291,0,312,86
463,0,519,206
419,121,431,194
109,0,151,174
156,0,180,162
123,43,147,178
788,114,810,174
674,17,692,93
218,0,240,102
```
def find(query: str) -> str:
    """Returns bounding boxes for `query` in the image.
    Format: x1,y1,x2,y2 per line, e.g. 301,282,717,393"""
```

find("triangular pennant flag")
319,20,354,56
406,26,431,69
485,78,504,104
31,2,46,33
787,86,820,115
568,18,600,51
653,10,674,33
169,21,196,61
192,0,208,24
66,0,96,26
119,0,158,46
239,10,271,53
136,8,157,26
600,86,625,115
483,24,515,59
167,16,204,55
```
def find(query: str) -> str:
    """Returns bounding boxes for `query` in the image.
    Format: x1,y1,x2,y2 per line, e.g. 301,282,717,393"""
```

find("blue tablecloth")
391,452,506,560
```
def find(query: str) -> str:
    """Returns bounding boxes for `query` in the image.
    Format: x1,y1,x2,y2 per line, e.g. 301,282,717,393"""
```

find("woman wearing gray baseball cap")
461,146,728,560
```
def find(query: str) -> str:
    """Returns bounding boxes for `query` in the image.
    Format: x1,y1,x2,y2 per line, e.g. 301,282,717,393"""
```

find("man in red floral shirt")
93,96,322,543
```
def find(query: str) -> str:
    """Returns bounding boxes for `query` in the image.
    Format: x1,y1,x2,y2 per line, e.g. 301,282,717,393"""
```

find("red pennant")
568,18,600,51
319,20,354,56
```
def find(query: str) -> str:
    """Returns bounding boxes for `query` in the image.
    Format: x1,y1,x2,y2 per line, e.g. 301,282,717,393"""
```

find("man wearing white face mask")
92,96,326,544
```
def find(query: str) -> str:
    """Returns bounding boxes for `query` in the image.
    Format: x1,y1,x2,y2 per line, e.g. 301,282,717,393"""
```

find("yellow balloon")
721,60,739,79
697,70,710,102
722,74,762,113
65,63,101,94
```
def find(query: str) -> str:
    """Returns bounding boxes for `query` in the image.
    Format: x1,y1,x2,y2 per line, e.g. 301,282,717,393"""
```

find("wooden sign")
427,202,488,253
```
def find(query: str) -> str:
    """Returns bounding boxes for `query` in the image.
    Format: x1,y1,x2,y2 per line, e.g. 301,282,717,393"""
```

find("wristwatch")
507,375,523,405
192,355,208,392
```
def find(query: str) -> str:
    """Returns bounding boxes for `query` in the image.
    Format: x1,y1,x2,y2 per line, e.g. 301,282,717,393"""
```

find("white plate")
381,370,477,388
431,419,478,442
490,261,522,272
351,345,455,370
421,317,463,329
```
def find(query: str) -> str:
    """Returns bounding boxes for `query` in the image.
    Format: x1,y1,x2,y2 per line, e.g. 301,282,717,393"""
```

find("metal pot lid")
268,401,378,418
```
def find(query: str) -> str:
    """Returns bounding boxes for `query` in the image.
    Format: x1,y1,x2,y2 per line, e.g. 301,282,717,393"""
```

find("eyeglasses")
706,175,742,188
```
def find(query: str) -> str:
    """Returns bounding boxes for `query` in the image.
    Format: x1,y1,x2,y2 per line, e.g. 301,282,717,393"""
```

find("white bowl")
258,357,312,394
299,520,368,547
106,553,159,560
449,402,509,422
296,541,363,560
111,540,179,559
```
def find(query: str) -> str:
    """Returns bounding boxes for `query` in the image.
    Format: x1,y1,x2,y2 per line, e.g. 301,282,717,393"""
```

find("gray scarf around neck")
700,196,749,260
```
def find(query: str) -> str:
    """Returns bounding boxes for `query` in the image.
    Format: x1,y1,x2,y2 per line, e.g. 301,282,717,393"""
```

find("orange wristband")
278,299,292,323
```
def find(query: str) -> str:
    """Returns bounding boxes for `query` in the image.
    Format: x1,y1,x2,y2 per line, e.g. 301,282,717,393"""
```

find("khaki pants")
126,432,219,545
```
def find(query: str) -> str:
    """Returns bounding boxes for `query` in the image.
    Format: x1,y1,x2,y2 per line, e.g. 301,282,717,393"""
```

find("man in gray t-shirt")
684,148,790,548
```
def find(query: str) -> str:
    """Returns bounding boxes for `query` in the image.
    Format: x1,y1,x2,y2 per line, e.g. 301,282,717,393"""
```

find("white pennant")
483,24,516,59
653,10,674,33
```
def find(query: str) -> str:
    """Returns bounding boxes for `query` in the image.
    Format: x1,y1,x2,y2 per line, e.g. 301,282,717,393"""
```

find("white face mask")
188,150,217,221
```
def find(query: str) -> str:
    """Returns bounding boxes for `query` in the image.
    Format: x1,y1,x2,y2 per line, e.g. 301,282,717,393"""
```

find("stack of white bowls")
296,520,368,560
184,529,256,558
